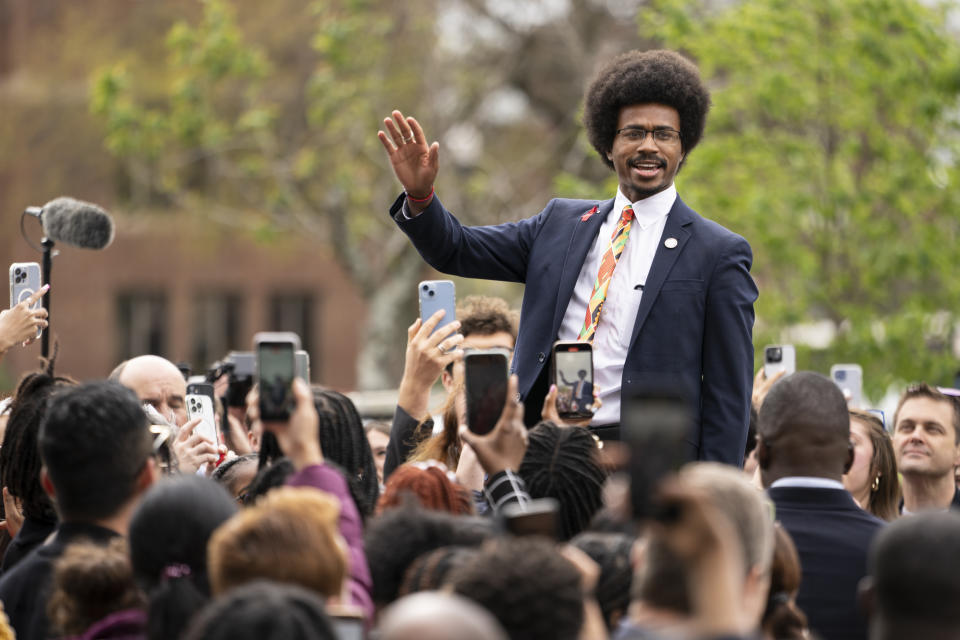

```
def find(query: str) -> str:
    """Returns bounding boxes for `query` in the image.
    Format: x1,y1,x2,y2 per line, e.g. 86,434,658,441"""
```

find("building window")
269,293,315,358
192,292,243,373
116,291,167,362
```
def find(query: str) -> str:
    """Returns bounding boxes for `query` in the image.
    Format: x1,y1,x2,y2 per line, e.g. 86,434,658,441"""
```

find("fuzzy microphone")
27,197,115,250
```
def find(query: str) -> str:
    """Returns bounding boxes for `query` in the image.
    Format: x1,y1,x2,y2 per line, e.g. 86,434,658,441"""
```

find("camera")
834,369,846,382
765,346,782,363
206,351,255,408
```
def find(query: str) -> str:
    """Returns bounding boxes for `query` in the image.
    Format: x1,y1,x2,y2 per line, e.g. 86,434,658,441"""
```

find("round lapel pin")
664,237,678,249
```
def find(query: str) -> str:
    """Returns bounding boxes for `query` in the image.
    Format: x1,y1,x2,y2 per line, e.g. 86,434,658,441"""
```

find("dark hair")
0,361,76,522
398,546,478,597
762,525,808,640
869,511,960,632
258,390,378,519
893,383,960,445
518,422,606,541
848,410,900,522
583,49,710,169
451,537,584,640
571,532,634,632
758,371,850,448
39,381,152,521
457,296,518,342
211,453,258,499
365,506,494,606
128,475,238,640
182,580,336,640
244,457,295,504
48,538,145,637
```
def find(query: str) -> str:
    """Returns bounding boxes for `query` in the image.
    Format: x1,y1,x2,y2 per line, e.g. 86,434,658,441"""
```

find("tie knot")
621,205,634,221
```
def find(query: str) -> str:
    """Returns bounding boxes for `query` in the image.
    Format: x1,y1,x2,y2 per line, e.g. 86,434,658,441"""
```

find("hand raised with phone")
173,417,222,475
248,379,323,471
377,110,439,210
0,285,49,352
459,375,528,476
396,310,463,420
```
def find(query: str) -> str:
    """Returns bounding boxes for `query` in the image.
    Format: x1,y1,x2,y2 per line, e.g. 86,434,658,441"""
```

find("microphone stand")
20,207,57,360
41,238,54,360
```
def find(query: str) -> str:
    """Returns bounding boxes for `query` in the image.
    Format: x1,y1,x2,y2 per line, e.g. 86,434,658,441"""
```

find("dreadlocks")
0,351,76,522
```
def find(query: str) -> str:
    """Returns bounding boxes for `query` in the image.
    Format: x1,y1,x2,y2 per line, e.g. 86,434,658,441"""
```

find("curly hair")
450,537,584,640
583,49,711,169
377,463,474,516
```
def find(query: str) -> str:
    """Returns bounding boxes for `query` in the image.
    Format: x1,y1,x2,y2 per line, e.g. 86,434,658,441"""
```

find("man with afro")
379,50,756,466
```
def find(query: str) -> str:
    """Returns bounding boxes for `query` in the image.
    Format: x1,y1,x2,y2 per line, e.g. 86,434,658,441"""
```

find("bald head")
757,371,852,484
113,355,187,426
378,592,507,640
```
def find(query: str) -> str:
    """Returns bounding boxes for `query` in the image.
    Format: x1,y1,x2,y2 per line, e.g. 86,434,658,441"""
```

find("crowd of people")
0,45,957,640
0,291,954,640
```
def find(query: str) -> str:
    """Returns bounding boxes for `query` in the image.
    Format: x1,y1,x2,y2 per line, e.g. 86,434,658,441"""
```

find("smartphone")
186,381,215,407
763,344,796,379
295,350,310,383
9,262,43,339
254,332,301,421
464,348,510,435
622,390,692,520
418,280,456,338
186,394,219,447
551,341,594,419
831,364,864,408
501,498,559,539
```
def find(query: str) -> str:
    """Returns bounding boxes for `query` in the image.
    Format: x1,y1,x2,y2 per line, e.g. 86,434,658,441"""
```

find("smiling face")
606,103,685,202
893,396,960,478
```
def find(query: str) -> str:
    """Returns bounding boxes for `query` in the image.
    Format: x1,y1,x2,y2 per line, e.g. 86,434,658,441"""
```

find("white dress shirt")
769,477,846,491
557,184,677,425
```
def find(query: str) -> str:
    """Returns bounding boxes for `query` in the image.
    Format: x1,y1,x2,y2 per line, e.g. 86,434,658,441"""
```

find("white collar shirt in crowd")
769,477,846,491
558,184,676,425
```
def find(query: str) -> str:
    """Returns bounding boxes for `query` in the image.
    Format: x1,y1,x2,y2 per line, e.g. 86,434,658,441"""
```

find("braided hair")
0,352,76,522
518,421,607,541
256,389,378,520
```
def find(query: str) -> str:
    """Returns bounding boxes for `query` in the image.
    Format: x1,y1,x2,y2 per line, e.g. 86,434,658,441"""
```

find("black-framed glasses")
616,126,682,145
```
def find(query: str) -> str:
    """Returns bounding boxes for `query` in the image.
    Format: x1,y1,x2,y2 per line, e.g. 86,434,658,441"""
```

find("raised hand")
378,109,439,210
0,284,49,352
396,310,463,419
459,375,528,476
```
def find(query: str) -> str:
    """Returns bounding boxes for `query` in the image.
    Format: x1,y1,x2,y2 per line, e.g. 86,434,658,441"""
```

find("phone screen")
257,342,295,421
623,392,692,520
464,351,508,435
553,345,594,418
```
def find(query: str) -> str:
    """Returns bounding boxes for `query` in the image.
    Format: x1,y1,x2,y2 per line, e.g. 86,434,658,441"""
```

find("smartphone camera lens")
766,347,782,363
14,269,20,275
428,290,435,297
835,370,847,382
422,284,429,291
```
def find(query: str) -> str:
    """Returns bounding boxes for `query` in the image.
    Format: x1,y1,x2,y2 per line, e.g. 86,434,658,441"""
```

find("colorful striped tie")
578,204,634,342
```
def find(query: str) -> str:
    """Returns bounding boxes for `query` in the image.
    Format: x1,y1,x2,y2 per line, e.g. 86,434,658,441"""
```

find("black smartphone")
622,389,692,521
500,498,559,539
464,348,510,435
551,341,594,419
254,332,301,421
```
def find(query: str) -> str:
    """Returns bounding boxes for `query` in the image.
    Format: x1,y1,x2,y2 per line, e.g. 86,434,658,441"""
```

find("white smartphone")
186,394,219,447
763,344,796,379
9,262,43,339
418,280,456,338
830,364,864,408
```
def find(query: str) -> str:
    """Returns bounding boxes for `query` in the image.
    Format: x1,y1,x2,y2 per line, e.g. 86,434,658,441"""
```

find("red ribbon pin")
580,205,599,222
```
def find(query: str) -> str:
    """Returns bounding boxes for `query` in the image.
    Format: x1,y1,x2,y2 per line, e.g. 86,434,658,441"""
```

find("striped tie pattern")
578,204,634,342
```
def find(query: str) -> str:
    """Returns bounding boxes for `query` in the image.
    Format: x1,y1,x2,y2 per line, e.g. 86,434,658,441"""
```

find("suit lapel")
550,198,614,338
627,197,696,353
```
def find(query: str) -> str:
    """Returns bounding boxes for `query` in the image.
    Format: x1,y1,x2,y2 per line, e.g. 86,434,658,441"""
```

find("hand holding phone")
464,348,510,435
186,394,219,447
459,374,527,476
418,280,456,339
551,341,595,420
763,344,795,379
830,364,864,408
255,332,301,421
7,263,46,342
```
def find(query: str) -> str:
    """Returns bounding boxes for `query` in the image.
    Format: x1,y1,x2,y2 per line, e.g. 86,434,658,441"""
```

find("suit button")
537,352,545,363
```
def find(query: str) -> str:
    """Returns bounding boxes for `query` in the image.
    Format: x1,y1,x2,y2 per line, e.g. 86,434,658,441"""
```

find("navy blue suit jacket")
768,486,886,640
391,192,757,465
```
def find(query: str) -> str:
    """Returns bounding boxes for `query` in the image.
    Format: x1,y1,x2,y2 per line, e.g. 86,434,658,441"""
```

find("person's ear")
606,150,613,164
757,436,771,471
844,441,855,474
441,368,454,393
40,466,56,500
138,457,158,493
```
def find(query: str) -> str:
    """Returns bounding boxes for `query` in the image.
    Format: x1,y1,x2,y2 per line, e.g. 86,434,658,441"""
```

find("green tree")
638,0,960,399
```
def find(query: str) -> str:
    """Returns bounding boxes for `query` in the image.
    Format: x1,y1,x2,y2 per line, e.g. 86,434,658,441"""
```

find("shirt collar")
770,477,846,491
612,183,677,229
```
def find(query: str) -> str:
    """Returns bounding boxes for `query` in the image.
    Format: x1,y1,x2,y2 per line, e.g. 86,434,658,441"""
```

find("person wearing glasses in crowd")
892,383,960,513
379,49,757,464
